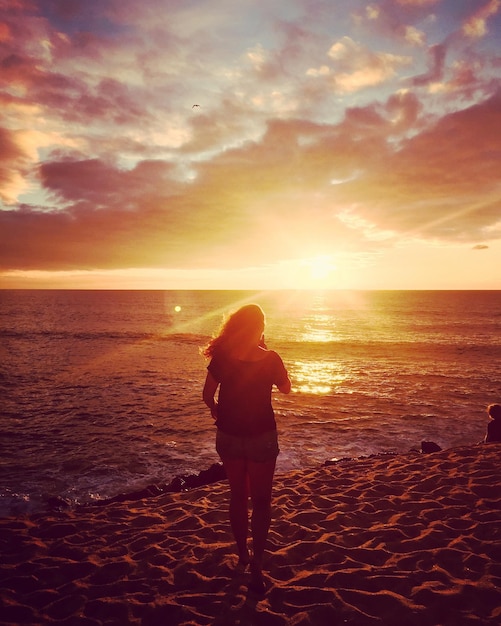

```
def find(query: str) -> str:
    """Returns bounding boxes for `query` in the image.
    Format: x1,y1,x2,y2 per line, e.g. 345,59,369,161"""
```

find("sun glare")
304,255,337,286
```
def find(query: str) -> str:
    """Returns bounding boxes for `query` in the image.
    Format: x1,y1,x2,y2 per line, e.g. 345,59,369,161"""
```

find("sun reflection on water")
300,314,339,343
291,360,348,394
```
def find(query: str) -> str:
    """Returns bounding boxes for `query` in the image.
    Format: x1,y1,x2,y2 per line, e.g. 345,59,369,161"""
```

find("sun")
306,255,337,283
281,254,338,289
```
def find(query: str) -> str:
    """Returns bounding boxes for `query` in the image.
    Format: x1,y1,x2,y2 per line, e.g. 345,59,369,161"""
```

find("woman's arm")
202,371,219,420
272,351,292,394
277,374,291,394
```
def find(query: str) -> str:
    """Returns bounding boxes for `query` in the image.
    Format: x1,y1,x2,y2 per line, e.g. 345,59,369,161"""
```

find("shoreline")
30,446,438,515
1,444,500,625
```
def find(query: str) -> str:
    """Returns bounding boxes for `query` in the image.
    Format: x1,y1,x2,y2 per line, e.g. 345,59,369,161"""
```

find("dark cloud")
410,43,447,86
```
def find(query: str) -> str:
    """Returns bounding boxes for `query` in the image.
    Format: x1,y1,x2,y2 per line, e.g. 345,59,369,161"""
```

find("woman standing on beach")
202,304,291,593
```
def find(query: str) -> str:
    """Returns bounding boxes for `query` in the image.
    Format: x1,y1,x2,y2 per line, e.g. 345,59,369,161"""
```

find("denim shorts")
216,429,279,463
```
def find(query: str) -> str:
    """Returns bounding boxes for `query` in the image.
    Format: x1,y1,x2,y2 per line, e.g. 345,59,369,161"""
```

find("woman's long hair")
202,304,265,359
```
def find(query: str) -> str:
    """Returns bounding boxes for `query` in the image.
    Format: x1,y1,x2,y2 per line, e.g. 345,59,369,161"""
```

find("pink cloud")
463,0,500,39
2,87,500,271
395,0,439,6
1,0,500,277
0,127,32,203
410,43,447,86
337,89,501,239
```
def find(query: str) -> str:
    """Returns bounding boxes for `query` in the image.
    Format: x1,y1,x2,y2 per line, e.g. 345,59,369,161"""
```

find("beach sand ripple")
1,445,500,625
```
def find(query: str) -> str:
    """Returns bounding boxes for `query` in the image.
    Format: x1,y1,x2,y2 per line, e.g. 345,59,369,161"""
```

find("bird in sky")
192,104,200,108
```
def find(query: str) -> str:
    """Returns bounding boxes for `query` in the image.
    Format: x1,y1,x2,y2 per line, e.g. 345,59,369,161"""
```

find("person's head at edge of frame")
487,403,501,421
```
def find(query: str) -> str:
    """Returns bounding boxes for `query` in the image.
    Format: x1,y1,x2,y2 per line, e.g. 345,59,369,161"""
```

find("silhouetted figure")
202,304,291,594
484,403,501,443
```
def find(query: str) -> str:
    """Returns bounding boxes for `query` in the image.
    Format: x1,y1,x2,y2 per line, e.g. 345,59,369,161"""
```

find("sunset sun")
304,255,337,286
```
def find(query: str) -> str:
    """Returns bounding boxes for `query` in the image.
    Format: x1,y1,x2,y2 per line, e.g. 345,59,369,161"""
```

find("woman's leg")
221,457,250,564
247,459,276,578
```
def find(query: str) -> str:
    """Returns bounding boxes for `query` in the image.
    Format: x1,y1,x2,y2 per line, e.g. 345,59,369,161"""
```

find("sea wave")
0,329,210,344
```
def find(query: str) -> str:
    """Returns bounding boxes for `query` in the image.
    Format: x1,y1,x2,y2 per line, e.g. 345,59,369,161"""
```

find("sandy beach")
1,444,500,625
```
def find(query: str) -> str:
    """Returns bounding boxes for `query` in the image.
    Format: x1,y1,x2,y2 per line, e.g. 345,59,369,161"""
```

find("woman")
202,304,291,594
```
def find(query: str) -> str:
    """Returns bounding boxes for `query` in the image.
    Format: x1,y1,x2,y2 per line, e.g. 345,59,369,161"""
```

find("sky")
0,0,500,290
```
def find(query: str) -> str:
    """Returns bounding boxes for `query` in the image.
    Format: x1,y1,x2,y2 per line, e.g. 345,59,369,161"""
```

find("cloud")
395,0,439,6
410,43,447,86
336,89,501,241
366,5,380,21
0,0,500,283
2,84,500,271
308,36,413,93
0,127,34,204
462,0,500,39
355,0,437,45
404,25,426,46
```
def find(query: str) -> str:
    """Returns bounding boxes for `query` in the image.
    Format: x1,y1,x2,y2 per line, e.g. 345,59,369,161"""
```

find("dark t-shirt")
208,350,288,437
486,418,501,442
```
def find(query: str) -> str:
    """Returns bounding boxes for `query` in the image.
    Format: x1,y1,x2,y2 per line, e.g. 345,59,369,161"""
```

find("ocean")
1,289,500,516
